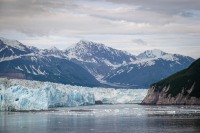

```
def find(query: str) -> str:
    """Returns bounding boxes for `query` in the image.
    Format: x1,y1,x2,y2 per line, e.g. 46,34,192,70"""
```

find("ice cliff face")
0,79,95,111
0,78,147,111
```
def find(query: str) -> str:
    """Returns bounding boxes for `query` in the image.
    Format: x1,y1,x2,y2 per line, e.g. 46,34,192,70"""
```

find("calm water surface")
1,104,200,133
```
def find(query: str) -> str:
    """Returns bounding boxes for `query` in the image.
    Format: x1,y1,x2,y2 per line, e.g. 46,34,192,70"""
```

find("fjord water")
1,104,200,133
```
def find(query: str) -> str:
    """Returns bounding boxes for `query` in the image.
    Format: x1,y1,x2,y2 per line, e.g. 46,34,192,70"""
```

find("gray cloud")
0,0,199,36
0,0,76,17
132,39,147,46
106,0,200,15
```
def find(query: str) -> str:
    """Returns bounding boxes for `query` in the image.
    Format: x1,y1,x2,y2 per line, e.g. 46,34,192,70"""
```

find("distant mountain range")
0,37,100,87
104,49,194,87
0,37,195,88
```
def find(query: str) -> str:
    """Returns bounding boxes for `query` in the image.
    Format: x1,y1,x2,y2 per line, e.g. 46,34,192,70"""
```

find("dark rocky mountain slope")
142,58,200,105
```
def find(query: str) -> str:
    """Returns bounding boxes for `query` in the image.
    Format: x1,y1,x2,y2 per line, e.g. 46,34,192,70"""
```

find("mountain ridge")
65,40,136,78
0,37,101,87
0,37,195,88
104,50,194,87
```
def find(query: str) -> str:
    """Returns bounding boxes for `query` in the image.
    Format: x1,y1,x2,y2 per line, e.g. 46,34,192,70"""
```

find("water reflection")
1,104,200,133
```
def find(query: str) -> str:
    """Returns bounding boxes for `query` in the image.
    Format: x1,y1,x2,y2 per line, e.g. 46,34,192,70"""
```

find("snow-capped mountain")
65,42,194,88
136,49,167,59
65,40,136,78
0,37,195,88
39,47,66,58
0,37,34,59
104,51,194,87
0,37,100,87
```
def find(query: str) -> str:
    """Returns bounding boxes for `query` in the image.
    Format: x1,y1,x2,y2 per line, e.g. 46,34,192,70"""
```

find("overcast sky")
0,0,200,58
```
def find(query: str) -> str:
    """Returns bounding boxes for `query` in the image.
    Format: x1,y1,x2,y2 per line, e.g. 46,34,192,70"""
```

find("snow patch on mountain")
0,55,21,62
131,59,156,67
15,66,24,71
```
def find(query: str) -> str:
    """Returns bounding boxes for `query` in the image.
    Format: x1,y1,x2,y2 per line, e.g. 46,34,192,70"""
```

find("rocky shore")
142,85,200,105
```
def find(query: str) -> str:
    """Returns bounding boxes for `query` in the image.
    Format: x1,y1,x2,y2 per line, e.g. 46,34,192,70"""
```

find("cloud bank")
0,0,200,58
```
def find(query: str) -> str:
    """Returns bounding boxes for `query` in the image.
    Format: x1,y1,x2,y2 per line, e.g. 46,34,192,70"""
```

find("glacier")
0,78,147,111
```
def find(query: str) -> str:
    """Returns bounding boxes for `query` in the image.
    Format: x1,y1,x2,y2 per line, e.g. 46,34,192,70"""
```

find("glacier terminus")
0,78,147,111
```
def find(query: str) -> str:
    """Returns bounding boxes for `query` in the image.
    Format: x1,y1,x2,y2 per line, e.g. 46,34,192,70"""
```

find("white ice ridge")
0,78,147,111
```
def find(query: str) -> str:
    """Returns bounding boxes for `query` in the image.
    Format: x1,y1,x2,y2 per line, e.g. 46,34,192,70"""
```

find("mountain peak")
65,40,136,77
48,46,60,52
78,39,91,44
137,49,167,59
66,40,108,53
39,46,64,57
0,37,26,51
149,49,166,56
77,40,105,48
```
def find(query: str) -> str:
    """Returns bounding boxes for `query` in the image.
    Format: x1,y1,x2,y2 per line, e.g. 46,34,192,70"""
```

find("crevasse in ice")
0,78,147,111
